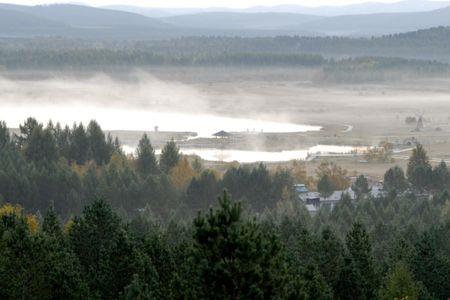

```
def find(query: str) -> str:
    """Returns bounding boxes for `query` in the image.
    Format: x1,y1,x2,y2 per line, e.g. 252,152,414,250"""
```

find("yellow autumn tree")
0,203,39,234
71,160,96,177
315,160,350,190
64,219,74,234
0,203,22,216
291,160,307,183
291,160,315,189
26,214,39,234
170,156,196,190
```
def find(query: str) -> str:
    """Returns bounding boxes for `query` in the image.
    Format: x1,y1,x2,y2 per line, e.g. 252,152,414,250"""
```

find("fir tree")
352,175,371,198
192,191,285,299
407,144,432,190
136,134,159,177
379,260,420,300
318,174,334,199
345,221,378,300
159,140,180,174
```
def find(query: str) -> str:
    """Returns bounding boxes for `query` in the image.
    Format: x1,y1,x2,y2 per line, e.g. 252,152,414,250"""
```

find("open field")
149,66,450,176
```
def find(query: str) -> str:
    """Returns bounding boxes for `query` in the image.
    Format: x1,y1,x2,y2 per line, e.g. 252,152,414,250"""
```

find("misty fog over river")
0,73,362,162
0,103,320,136
0,103,362,162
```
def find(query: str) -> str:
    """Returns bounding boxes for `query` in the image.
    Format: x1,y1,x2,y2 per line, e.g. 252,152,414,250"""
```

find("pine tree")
18,117,40,147
136,134,159,177
317,227,344,293
345,221,378,300
352,175,371,198
159,140,180,174
23,126,58,163
335,257,364,300
411,230,450,299
69,123,89,165
192,191,285,299
318,174,334,199
383,166,408,192
0,121,11,150
42,205,62,237
303,264,332,300
407,144,432,190
68,199,144,298
86,120,110,165
379,261,420,300
432,161,449,191
186,170,219,211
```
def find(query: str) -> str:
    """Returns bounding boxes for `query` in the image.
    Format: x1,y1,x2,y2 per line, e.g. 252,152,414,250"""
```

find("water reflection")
123,145,360,163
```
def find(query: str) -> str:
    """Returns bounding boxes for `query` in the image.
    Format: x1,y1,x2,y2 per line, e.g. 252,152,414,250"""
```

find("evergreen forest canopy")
1,26,450,74
0,117,449,299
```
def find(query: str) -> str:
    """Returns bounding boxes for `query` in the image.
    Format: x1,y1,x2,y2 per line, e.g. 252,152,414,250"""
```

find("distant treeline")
2,26,450,64
0,48,327,68
0,48,447,83
1,29,450,83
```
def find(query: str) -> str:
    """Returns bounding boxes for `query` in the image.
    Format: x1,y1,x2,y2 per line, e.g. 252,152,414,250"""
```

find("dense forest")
0,117,449,299
1,28,450,83
2,27,450,67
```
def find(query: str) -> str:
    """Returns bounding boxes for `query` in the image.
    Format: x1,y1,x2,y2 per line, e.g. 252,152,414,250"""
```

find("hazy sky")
4,0,450,8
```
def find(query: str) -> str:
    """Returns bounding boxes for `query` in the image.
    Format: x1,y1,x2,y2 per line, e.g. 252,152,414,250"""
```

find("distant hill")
0,4,170,29
0,8,66,30
156,6,450,37
2,3,450,39
102,5,206,18
248,0,450,15
162,12,323,30
299,6,450,36
105,0,450,17
0,3,177,39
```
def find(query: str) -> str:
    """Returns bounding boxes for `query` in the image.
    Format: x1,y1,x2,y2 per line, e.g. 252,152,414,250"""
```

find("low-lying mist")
0,70,310,134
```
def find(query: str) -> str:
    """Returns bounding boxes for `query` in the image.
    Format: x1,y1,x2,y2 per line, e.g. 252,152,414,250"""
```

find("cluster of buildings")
294,180,384,215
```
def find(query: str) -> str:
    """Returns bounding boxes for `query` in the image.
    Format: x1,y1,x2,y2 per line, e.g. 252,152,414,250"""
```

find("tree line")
2,26,450,61
0,118,301,218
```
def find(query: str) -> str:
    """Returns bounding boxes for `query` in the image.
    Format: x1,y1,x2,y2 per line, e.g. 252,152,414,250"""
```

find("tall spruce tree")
69,123,89,165
136,134,159,177
23,126,58,163
345,221,378,300
318,174,334,199
352,175,371,198
407,144,432,190
383,166,408,192
86,120,110,165
0,121,11,150
159,140,180,174
317,227,344,293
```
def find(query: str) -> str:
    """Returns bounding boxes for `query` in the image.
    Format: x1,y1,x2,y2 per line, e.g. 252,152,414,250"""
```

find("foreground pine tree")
192,191,285,299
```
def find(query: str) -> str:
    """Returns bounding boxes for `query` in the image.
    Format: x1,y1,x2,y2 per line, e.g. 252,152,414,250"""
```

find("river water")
1,104,360,162
120,145,360,163
0,103,320,136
